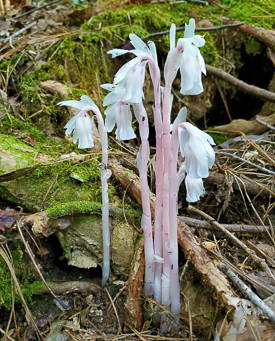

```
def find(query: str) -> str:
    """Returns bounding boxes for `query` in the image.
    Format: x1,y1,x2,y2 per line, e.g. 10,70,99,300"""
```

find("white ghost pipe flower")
101,83,136,140
58,95,110,287
178,163,205,202
178,122,215,179
164,19,206,94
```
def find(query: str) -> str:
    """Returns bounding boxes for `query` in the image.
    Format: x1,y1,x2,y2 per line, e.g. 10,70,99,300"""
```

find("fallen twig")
215,151,275,176
13,0,62,19
188,205,275,280
105,288,122,334
206,64,275,103
179,216,271,233
219,263,275,323
3,22,36,44
142,22,244,40
0,327,14,341
256,116,275,132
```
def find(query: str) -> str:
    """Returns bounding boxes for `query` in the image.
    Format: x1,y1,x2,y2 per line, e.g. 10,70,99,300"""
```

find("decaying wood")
179,216,271,233
125,237,145,332
32,281,101,295
206,65,275,104
205,171,275,198
211,115,275,135
237,24,275,52
108,158,234,306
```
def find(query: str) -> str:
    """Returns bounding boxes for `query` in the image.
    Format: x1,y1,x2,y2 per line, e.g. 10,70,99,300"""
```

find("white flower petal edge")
185,175,205,202
73,116,94,149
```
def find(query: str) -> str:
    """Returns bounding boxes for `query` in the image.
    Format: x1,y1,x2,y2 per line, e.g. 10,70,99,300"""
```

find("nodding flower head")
178,163,205,203
58,95,99,149
101,83,136,141
178,122,215,179
164,19,206,94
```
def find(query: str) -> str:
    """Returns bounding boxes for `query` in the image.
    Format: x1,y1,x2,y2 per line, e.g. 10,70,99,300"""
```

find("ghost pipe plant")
102,18,215,327
57,96,110,286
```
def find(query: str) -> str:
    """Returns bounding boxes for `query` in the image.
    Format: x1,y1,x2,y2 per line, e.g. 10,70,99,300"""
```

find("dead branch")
179,216,271,233
205,171,275,198
143,22,244,40
13,0,62,19
125,238,145,332
219,264,275,323
188,205,275,280
206,65,275,103
108,158,234,306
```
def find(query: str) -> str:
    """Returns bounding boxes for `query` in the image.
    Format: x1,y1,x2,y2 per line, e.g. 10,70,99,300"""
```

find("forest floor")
1,0,275,340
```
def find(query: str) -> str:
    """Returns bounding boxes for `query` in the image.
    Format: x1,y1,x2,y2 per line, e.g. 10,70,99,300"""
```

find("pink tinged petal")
113,57,141,84
164,48,181,85
184,18,196,38
178,162,186,186
104,103,117,132
73,116,94,149
185,175,205,202
115,104,136,140
148,41,158,65
64,111,82,136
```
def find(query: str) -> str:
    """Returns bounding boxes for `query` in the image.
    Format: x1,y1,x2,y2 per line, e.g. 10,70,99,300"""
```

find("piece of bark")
179,216,271,233
31,281,101,295
211,115,275,135
124,237,145,332
108,158,234,306
205,172,274,198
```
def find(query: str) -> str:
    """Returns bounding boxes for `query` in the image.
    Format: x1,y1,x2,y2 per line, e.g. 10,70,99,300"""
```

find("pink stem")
136,103,155,297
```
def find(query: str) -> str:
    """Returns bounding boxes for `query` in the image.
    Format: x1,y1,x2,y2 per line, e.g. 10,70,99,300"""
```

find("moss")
0,241,33,309
207,132,233,145
200,32,220,67
244,35,263,55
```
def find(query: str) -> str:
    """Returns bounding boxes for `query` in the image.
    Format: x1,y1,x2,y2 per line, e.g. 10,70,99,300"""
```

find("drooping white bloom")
177,163,205,202
101,83,136,140
185,174,205,202
178,122,215,178
58,95,98,149
164,19,206,94
107,33,160,87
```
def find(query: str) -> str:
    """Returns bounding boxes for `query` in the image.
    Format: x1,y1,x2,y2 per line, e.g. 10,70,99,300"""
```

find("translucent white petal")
188,136,209,178
64,111,82,136
115,104,136,140
164,48,181,85
123,64,145,103
103,91,122,106
73,116,94,149
148,41,158,65
153,254,165,263
101,83,116,91
178,126,190,156
185,175,205,202
184,142,201,178
58,100,88,111
81,95,97,109
104,103,117,132
107,49,131,58
114,57,141,84
171,107,187,133
184,18,196,38
178,162,186,186
129,33,151,56
170,23,176,50
190,35,205,48
198,50,206,75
